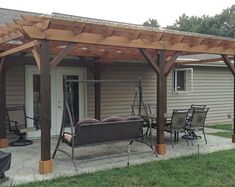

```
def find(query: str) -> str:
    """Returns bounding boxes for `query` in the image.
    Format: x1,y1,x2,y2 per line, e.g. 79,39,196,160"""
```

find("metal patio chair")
164,109,189,148
6,106,39,146
184,108,209,145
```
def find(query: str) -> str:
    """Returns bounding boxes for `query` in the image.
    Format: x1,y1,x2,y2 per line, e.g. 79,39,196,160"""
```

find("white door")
25,65,87,137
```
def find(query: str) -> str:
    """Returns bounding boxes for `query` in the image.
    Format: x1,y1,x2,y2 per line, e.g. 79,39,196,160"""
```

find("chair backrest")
6,106,27,129
171,109,188,130
189,104,206,113
190,108,209,128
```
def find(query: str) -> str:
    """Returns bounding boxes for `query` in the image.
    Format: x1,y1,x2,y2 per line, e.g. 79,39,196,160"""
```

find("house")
0,7,234,174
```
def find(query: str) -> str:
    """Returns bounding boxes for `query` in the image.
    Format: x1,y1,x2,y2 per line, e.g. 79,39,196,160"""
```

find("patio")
2,128,235,185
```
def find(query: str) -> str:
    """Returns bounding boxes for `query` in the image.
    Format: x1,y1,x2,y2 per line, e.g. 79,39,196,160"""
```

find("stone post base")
39,160,53,174
0,138,8,148
155,144,166,155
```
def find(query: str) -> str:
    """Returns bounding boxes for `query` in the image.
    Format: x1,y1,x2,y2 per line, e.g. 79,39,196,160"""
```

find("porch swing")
52,78,156,169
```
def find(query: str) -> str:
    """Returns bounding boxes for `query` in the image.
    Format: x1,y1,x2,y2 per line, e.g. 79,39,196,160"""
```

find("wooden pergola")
0,14,235,174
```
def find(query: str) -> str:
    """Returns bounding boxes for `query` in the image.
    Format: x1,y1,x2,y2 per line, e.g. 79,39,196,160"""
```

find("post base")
232,135,235,143
0,139,8,148
39,160,53,174
155,144,166,155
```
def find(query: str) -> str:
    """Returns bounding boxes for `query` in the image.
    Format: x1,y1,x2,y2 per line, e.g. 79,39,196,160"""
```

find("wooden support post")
0,58,8,148
156,51,166,155
233,55,235,143
94,63,101,120
39,40,53,174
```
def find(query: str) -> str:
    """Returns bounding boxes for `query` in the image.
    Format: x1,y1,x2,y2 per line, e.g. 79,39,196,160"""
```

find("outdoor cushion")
64,133,72,142
102,116,123,122
125,116,143,121
76,118,100,126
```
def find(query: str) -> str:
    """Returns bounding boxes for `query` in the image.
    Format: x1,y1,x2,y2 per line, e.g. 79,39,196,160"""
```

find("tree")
143,18,160,28
165,5,235,38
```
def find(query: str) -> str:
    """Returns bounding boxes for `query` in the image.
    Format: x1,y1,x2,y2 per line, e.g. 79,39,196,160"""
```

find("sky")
0,0,234,27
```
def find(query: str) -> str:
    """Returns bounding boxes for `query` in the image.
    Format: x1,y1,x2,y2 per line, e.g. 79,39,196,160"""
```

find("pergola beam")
32,47,41,69
21,26,235,55
139,48,160,74
164,52,181,76
50,42,77,67
0,40,41,58
221,55,235,75
0,57,8,148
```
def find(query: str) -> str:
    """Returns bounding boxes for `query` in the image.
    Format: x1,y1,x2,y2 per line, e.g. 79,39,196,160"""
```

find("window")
173,68,193,93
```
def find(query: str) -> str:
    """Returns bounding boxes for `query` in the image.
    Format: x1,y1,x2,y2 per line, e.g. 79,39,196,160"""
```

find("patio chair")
184,108,209,145
188,104,206,114
0,151,11,183
164,109,189,148
6,106,39,146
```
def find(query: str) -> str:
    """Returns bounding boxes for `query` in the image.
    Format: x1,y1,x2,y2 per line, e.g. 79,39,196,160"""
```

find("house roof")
0,7,234,69
0,7,41,26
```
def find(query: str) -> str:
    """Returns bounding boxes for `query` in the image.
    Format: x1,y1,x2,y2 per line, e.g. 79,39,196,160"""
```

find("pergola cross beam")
0,40,41,58
139,48,160,74
50,42,77,67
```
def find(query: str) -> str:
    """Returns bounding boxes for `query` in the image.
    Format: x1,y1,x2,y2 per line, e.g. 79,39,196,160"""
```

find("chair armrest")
8,120,20,132
26,116,39,130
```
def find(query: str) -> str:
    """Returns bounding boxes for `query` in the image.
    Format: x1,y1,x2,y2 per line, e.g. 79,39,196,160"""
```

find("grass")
207,123,232,131
206,123,232,138
208,131,232,138
13,149,235,187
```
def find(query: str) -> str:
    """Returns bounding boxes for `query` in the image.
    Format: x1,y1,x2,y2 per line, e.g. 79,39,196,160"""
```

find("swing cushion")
76,118,100,127
124,116,142,121
102,116,123,122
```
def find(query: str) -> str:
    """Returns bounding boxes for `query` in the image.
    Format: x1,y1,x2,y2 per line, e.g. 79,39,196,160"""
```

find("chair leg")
170,132,174,148
203,129,207,144
191,131,194,146
184,130,189,146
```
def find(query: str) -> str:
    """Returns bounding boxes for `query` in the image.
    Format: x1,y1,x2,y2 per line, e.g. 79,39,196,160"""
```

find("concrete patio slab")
1,129,235,186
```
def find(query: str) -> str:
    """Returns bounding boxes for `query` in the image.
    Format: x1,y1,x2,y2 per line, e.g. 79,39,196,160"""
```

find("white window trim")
173,68,193,94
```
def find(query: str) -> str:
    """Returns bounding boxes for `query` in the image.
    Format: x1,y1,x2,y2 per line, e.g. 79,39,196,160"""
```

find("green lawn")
14,149,235,187
207,123,232,138
207,123,232,131
208,131,232,138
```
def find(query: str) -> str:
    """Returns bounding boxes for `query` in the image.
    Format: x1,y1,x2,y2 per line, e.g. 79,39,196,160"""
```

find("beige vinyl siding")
167,67,233,124
6,64,25,107
86,63,233,124
5,62,234,125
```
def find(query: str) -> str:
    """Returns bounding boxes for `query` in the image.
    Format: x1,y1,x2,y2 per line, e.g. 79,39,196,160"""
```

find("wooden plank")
139,48,160,74
0,58,6,139
40,40,51,161
94,63,101,120
0,30,23,45
156,51,166,148
0,40,41,58
221,55,235,75
22,26,235,55
50,43,77,67
32,47,41,69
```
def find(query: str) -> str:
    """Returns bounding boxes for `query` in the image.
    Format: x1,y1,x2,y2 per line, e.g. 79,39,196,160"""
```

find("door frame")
25,65,87,137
